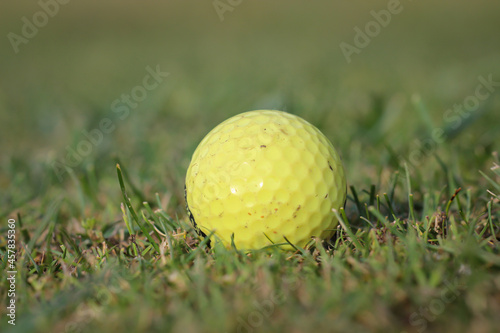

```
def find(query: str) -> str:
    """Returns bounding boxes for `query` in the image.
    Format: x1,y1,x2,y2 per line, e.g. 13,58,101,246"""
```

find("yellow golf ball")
185,110,346,249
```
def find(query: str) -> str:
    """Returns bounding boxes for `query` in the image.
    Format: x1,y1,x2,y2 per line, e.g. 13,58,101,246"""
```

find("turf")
1,1,500,332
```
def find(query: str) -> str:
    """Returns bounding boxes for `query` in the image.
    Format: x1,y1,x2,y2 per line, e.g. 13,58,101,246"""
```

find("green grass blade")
117,164,160,254
333,208,365,253
480,170,500,194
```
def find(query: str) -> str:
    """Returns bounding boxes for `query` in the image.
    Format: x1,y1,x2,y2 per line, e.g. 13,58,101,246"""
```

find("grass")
1,1,500,332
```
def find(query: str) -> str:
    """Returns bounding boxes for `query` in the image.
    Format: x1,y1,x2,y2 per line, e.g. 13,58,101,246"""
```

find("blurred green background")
1,0,499,214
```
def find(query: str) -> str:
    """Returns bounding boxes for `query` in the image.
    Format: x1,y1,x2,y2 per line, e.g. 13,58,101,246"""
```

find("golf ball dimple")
185,110,346,249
